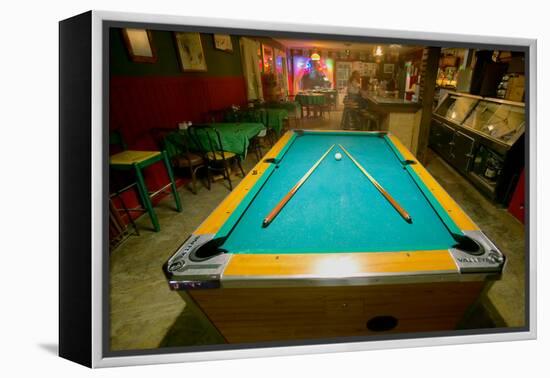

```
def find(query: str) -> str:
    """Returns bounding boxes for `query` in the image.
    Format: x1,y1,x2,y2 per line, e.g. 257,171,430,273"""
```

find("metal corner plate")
450,230,506,274
165,233,231,289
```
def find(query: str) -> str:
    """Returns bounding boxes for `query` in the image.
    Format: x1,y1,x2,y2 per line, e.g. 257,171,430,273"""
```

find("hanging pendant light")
311,51,321,61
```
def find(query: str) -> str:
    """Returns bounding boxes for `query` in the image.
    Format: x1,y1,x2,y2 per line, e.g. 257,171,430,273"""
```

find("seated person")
347,70,361,99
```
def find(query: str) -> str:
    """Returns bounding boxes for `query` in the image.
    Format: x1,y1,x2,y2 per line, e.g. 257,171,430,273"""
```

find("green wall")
109,28,244,77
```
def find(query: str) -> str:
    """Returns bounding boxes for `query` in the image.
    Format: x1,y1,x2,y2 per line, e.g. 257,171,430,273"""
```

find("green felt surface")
219,131,459,254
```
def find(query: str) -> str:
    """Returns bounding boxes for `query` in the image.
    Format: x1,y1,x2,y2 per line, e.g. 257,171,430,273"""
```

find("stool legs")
162,151,182,212
134,164,160,232
341,108,353,129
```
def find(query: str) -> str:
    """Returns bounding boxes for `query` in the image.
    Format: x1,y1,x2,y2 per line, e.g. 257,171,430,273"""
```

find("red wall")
508,169,525,224
110,75,247,146
109,75,247,227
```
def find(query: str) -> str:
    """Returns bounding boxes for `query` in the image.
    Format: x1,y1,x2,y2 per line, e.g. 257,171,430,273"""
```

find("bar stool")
110,149,182,232
341,98,361,130
359,110,381,131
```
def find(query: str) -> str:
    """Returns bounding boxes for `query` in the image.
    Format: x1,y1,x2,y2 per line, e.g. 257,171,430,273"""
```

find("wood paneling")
189,281,485,343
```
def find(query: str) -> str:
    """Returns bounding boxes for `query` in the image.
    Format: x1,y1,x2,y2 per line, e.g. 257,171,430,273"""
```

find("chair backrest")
163,132,191,159
187,125,227,162
225,107,264,125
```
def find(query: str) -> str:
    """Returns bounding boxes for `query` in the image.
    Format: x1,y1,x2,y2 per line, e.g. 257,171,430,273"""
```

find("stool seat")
109,149,182,232
110,150,161,166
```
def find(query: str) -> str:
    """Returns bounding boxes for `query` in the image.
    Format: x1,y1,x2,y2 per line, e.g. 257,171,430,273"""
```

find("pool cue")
338,144,412,223
262,144,336,227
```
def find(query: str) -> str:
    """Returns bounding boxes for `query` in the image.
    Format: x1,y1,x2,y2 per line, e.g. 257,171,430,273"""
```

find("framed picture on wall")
363,62,378,77
174,32,207,72
121,28,157,63
213,34,233,52
384,63,395,74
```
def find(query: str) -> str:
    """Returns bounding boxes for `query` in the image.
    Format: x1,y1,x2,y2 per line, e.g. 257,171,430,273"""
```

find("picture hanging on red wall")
174,32,207,71
214,34,233,52
121,28,157,63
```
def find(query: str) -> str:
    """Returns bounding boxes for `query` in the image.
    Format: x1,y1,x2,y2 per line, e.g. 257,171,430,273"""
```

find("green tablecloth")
165,122,265,159
312,90,337,106
295,93,326,106
225,108,288,135
265,101,301,116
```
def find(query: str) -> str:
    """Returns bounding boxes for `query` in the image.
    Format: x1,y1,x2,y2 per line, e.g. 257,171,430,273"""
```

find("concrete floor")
109,110,525,351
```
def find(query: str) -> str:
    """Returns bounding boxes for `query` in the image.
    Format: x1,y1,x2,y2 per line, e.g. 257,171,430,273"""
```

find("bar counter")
363,93,422,113
362,92,423,154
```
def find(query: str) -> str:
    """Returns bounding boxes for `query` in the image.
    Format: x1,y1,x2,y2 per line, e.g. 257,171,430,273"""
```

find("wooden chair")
224,106,272,154
163,132,207,194
187,125,245,191
319,95,332,120
359,110,381,131
249,127,268,162
258,108,277,147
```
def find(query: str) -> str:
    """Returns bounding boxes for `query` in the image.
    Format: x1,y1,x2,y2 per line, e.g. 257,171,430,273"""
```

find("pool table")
165,130,505,343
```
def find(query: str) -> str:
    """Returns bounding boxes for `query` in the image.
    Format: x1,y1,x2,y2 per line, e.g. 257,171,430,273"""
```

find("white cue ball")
335,152,342,161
